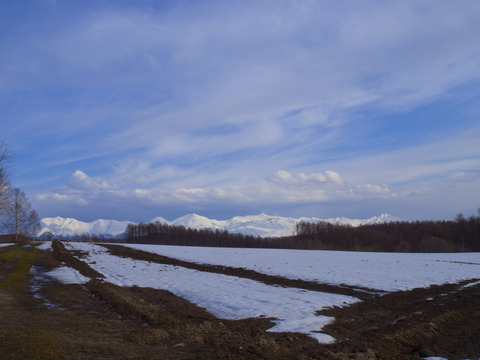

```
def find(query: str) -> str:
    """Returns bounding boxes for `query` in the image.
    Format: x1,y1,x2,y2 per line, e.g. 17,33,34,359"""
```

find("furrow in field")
100,244,377,300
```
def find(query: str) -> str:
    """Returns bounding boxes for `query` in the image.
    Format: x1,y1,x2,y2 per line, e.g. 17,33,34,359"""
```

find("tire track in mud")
99,244,378,300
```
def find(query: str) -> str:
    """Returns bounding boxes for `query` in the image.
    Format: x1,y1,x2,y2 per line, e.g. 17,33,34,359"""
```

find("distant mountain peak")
149,216,170,224
39,213,401,239
39,217,133,238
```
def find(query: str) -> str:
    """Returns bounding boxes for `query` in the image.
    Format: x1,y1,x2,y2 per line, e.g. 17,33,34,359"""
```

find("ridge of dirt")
52,240,104,279
100,244,377,300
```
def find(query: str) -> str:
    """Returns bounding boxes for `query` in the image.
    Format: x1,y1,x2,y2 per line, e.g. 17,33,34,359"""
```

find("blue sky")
1,0,480,222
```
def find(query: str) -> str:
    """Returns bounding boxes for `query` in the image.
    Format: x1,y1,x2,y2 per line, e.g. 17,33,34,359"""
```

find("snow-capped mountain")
39,213,401,239
171,214,224,230
224,213,400,237
39,217,133,238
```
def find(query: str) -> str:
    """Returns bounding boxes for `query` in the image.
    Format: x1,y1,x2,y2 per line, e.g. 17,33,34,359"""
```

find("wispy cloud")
35,169,397,219
1,1,480,221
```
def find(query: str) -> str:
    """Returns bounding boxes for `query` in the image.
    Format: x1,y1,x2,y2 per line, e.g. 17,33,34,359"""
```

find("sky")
1,0,480,222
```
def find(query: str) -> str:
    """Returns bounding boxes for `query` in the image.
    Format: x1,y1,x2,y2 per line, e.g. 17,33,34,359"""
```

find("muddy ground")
0,241,479,359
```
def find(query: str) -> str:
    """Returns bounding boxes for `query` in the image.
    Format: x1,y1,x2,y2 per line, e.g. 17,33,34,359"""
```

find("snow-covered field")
63,242,359,343
37,241,480,344
122,244,480,291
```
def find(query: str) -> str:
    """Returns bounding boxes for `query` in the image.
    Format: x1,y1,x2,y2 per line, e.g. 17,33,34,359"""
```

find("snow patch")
30,264,90,285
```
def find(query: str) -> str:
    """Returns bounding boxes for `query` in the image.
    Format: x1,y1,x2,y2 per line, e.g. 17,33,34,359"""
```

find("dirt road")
0,242,479,359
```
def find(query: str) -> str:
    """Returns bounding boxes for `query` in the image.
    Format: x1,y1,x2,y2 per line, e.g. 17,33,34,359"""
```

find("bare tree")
2,188,34,243
0,142,41,242
28,209,41,240
0,140,12,214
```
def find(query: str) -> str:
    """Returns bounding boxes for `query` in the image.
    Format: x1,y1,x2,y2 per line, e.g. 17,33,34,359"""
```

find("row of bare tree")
124,210,480,253
125,222,265,248
290,211,480,252
0,140,41,243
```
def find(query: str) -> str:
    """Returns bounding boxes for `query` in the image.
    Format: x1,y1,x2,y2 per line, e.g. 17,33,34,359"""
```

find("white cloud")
36,169,396,211
36,192,88,206
33,166,480,221
66,170,114,191
266,170,344,188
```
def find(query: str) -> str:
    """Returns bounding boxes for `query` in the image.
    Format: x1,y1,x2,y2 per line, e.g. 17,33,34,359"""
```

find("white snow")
47,266,90,284
122,244,480,292
39,217,133,238
0,243,14,247
30,265,90,284
463,280,480,288
171,213,223,230
32,242,89,284
29,263,89,310
36,241,54,251
66,242,358,343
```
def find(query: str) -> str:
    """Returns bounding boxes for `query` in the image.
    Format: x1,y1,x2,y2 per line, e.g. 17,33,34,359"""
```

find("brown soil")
319,280,480,359
51,240,104,279
0,241,479,359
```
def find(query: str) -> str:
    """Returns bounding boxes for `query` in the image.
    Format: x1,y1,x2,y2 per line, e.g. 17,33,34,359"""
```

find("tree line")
125,210,480,253
125,222,267,248
292,210,480,252
0,140,40,243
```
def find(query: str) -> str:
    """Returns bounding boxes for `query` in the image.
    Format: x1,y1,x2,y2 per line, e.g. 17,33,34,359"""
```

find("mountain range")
39,213,401,239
